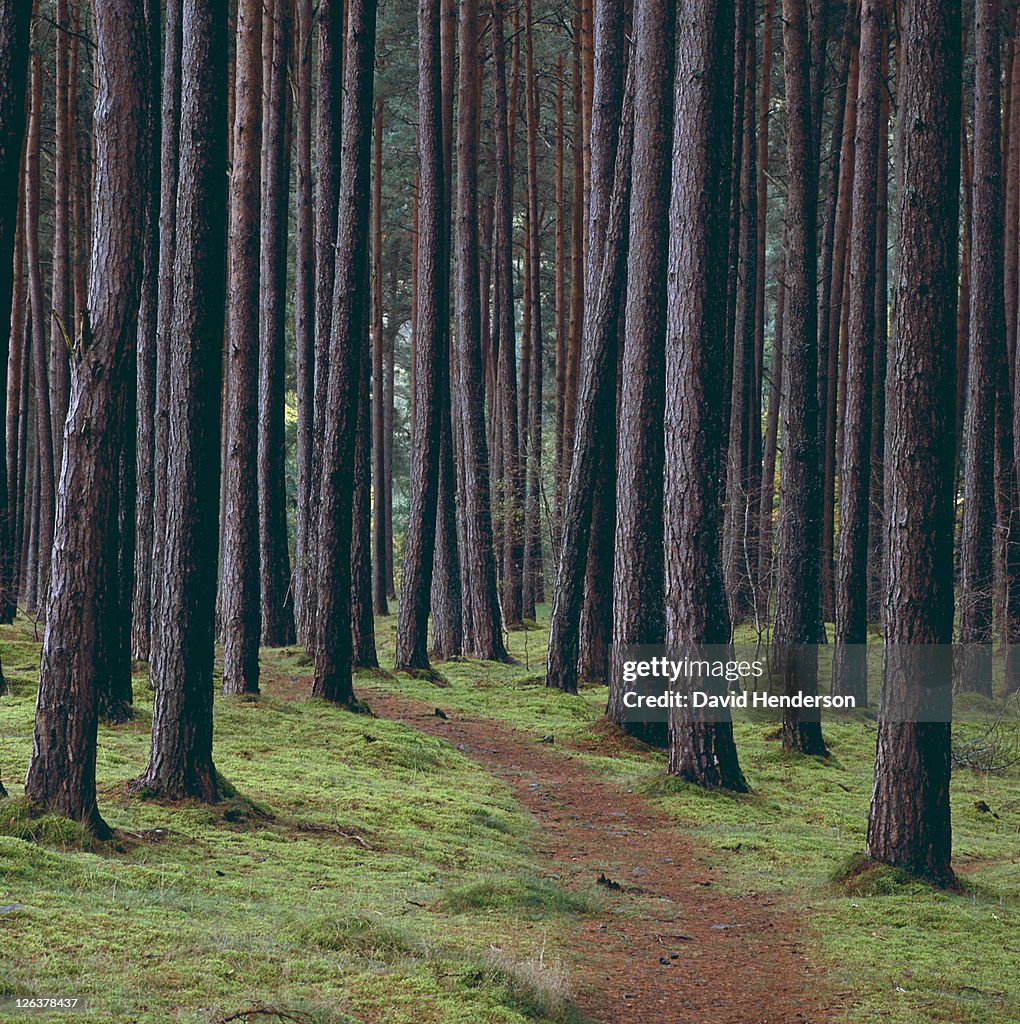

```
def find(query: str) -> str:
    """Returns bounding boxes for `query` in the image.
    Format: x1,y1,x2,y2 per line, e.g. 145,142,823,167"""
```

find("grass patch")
0,615,585,1024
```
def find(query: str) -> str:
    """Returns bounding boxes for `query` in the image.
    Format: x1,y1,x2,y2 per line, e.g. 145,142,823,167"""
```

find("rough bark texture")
48,0,72,485
663,0,745,792
430,0,462,661
0,0,30,626
396,0,446,672
832,0,886,702
958,0,1001,697
775,0,827,756
453,0,509,662
293,0,315,636
25,0,150,832
312,0,375,701
866,0,960,887
546,10,633,694
304,0,343,648
370,96,388,617
221,0,263,696
258,0,295,647
131,0,163,659
490,0,524,629
149,0,183,660
521,0,544,618
25,45,54,614
133,0,227,802
608,0,675,730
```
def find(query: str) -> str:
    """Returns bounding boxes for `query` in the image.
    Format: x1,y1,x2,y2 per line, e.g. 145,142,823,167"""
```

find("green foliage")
0,616,592,1024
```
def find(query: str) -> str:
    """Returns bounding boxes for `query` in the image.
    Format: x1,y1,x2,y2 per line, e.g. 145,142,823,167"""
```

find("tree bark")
0,0,30,626
371,96,388,617
132,0,162,660
304,0,344,647
546,10,633,694
25,0,150,832
665,0,745,791
294,0,315,638
958,0,1002,697
24,33,54,615
134,0,228,801
453,0,509,662
312,0,376,701
775,0,827,756
258,0,295,647
48,0,72,486
866,0,960,887
396,0,447,671
833,0,887,702
149,0,183,661
608,0,675,731
221,0,263,695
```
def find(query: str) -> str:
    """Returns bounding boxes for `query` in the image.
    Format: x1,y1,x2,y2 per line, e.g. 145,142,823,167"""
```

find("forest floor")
1,612,1019,1024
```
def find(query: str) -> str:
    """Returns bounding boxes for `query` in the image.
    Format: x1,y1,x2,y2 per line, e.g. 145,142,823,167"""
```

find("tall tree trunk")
430,0,463,660
133,0,228,802
132,0,162,659
522,0,543,619
958,0,1002,697
554,51,566,525
293,0,315,637
815,2,856,624
867,0,960,888
866,31,890,624
665,0,746,792
575,0,629,685
6,162,26,615
25,33,53,614
305,0,344,648
490,0,524,628
546,10,634,694
608,0,675,733
48,0,72,485
453,0,509,662
258,0,295,647
371,96,388,617
757,239,786,610
312,0,375,701
221,0,263,695
775,0,827,756
150,0,183,661
723,0,757,623
396,0,447,671
351,262,378,668
562,6,583,505
25,0,150,832
383,246,397,599
833,0,886,702
0,0,30,627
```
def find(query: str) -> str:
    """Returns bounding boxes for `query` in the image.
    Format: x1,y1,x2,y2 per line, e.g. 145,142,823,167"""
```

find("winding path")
362,686,832,1024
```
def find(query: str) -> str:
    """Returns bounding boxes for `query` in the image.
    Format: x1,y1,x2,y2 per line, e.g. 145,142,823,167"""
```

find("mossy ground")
2,612,1019,1023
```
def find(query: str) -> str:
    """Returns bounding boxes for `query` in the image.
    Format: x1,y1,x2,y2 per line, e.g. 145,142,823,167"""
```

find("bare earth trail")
359,684,832,1024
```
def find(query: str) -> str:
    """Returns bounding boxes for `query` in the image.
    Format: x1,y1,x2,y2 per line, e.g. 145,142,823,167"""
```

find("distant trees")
0,0,1008,894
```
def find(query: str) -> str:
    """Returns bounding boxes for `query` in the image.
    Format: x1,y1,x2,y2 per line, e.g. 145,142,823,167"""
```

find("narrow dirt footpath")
362,686,831,1024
